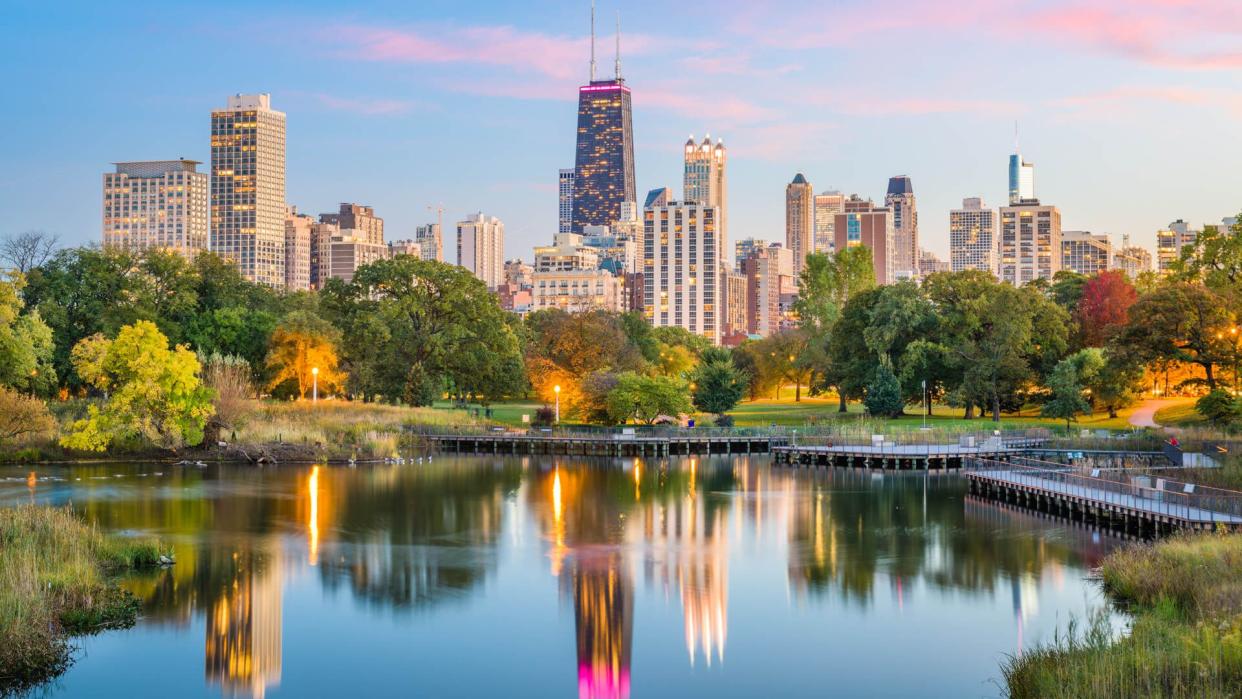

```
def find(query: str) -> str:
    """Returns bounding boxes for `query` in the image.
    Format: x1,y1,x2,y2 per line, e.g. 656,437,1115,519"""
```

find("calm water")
1,456,1124,698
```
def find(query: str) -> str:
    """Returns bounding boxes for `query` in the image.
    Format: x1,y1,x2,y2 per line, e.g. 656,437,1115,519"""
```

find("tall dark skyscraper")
570,6,635,233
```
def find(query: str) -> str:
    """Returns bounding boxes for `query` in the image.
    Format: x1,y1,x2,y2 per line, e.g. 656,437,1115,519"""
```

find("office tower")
1113,235,1152,279
742,243,794,338
413,223,442,262
918,250,951,276
283,207,313,291
643,200,722,343
1061,231,1112,275
885,176,918,277
998,199,1062,285
734,238,766,273
531,269,624,313
210,93,287,287
813,191,844,255
457,212,505,289
949,197,997,274
683,134,727,240
1008,151,1035,205
533,232,600,272
102,159,209,257
559,169,576,234
570,8,635,232
785,173,814,279
832,205,896,284
1156,219,1200,274
319,203,383,245
723,270,748,339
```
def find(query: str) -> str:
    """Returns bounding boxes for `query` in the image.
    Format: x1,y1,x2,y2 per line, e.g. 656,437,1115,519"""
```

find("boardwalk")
772,437,1045,470
428,433,782,457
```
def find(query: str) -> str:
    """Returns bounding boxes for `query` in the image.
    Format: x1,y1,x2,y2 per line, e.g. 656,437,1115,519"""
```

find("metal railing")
969,456,1242,525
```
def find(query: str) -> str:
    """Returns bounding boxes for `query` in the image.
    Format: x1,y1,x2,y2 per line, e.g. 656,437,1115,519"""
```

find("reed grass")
1003,532,1242,698
0,505,161,694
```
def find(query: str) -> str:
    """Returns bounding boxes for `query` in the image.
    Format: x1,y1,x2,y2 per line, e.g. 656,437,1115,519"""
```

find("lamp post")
312,367,319,405
554,384,561,424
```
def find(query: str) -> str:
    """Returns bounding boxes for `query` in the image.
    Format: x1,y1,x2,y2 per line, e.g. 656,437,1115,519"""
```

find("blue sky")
2,0,1240,261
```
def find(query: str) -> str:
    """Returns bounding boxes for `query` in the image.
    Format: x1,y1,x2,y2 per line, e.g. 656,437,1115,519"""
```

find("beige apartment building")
999,200,1062,285
643,200,723,344
785,173,813,279
530,268,624,313
102,159,209,257
457,212,505,289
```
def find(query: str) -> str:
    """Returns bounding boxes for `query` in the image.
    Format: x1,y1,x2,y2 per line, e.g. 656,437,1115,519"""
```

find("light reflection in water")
307,465,320,567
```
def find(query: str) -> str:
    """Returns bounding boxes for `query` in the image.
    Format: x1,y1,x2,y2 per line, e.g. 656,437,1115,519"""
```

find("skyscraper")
683,134,727,239
742,243,794,338
949,197,997,275
785,174,813,279
643,200,722,343
570,7,635,232
102,159,208,257
558,169,576,234
885,176,918,277
210,93,287,287
457,212,505,289
1008,152,1035,205
813,191,844,255
999,199,1062,285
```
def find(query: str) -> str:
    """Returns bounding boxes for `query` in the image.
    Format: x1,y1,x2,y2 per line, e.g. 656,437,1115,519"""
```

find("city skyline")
4,1,1241,262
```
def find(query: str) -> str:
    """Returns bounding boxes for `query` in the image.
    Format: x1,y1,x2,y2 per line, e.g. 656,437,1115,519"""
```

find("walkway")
1128,398,1187,429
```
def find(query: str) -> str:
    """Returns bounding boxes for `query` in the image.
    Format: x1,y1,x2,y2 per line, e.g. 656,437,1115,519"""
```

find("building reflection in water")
569,558,633,699
204,546,283,699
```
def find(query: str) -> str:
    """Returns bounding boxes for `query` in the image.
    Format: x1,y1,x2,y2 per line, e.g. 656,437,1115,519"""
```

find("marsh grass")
1003,533,1242,698
0,505,161,694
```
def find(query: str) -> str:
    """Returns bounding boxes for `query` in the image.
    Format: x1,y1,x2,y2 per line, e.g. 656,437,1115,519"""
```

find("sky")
2,0,1240,262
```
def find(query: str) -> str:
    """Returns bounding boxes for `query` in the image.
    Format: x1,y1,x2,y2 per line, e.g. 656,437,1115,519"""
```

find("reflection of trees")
205,545,283,699
316,462,522,612
787,470,1126,605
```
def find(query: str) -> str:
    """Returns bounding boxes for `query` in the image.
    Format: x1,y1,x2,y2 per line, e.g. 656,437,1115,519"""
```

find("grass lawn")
1154,400,1205,427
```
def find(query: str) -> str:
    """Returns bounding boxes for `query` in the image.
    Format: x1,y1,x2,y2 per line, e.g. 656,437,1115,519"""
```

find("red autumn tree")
1076,270,1138,347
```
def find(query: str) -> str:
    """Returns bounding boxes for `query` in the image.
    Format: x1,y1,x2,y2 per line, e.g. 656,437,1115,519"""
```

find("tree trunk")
991,395,1001,422
795,380,801,402
1108,405,1118,419
1205,363,1217,391
838,391,847,413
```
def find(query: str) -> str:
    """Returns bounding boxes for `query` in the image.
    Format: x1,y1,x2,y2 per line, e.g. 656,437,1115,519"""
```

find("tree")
1172,214,1242,304
0,230,58,274
825,287,885,411
1042,355,1092,429
756,329,813,401
604,373,692,424
0,385,55,446
0,272,57,394
265,311,345,399
1076,271,1138,347
1049,271,1087,314
523,308,645,416
1091,349,1144,418
795,248,877,397
864,363,903,418
61,321,214,451
691,357,746,416
1196,389,1242,425
1112,282,1233,391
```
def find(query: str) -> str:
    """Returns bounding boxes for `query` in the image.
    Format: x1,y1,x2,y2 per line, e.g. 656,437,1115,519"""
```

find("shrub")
0,386,56,447
532,406,556,427
863,364,903,418
1196,389,1241,426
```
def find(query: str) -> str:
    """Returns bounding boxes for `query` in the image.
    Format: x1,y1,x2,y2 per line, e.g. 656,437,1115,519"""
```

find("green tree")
1172,214,1242,304
863,363,903,418
690,356,746,416
1112,282,1233,391
1196,389,1242,425
523,308,645,415
0,272,57,394
1041,356,1092,429
605,372,692,424
795,248,877,399
61,320,214,451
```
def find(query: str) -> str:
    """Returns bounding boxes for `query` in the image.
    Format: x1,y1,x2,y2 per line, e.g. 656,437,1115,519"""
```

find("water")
1,457,1124,698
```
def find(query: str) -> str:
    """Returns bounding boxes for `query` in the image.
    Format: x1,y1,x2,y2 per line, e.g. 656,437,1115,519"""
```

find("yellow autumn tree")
265,311,345,398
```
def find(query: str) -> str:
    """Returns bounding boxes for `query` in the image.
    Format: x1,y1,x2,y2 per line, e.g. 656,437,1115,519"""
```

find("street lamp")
312,367,319,405
554,384,561,424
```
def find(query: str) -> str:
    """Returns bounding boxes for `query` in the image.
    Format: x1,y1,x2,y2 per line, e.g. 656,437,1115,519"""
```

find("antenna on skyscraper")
1014,121,1020,152
589,0,597,81
615,11,622,80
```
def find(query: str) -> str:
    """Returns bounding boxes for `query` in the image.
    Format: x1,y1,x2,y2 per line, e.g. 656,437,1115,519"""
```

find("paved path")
1128,398,1189,429
975,469,1242,524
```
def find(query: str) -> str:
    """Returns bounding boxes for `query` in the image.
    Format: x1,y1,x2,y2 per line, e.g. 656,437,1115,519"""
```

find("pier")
965,457,1242,535
771,435,1046,470
427,432,783,457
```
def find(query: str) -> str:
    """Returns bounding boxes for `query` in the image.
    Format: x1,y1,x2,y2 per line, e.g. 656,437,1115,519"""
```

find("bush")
0,386,56,447
1196,389,1241,425
713,414,735,428
532,406,556,427
863,364,903,418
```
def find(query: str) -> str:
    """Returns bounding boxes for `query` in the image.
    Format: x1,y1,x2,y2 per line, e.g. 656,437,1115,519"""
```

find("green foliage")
60,321,214,452
863,363,903,418
691,357,746,415
1172,213,1242,305
1113,282,1234,391
604,372,692,424
1196,390,1242,425
0,272,57,394
1042,353,1094,428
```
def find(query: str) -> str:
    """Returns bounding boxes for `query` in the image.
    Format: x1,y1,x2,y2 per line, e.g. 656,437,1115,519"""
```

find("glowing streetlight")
312,367,319,404
554,384,561,423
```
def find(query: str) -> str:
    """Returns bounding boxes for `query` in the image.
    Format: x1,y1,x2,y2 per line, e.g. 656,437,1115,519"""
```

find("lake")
0,456,1123,698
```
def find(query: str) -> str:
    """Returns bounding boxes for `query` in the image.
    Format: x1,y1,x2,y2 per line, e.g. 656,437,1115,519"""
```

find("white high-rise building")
283,206,313,291
1156,220,1199,274
210,93,287,288
1113,235,1153,279
643,200,723,344
415,223,442,262
558,169,575,235
102,159,209,257
813,191,844,255
999,199,1062,285
683,135,727,240
457,212,505,289
949,197,997,275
